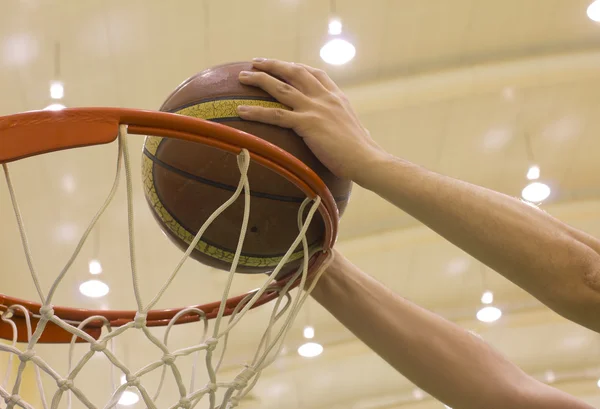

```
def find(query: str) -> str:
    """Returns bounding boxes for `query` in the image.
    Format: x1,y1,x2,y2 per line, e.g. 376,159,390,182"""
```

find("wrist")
352,149,397,189
309,251,351,303
355,151,429,207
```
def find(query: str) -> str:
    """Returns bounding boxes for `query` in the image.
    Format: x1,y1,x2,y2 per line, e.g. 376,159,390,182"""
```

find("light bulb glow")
89,259,102,275
521,182,550,202
79,280,109,298
117,374,139,405
50,81,64,99
44,103,66,111
320,38,355,65
587,0,600,22
61,174,75,193
118,391,139,406
481,291,494,305
412,389,425,400
328,19,342,35
476,306,502,323
303,326,315,339
526,165,540,180
596,378,600,388
297,342,323,358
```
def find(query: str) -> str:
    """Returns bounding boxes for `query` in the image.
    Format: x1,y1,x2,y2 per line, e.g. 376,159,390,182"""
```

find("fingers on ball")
251,59,324,95
237,105,295,128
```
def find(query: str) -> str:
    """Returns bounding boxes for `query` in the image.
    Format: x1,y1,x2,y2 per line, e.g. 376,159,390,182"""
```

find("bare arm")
311,251,595,409
237,58,600,332
358,154,600,332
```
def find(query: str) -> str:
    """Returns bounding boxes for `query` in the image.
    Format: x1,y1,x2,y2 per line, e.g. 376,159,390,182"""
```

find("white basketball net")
0,125,331,409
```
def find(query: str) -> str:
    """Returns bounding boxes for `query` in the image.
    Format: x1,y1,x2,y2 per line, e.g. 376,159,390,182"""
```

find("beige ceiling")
1,0,600,408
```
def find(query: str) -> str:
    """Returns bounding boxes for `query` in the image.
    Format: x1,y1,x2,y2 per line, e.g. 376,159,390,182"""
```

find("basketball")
142,62,352,274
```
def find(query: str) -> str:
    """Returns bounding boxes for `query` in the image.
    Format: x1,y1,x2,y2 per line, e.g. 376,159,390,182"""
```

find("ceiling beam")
343,49,600,114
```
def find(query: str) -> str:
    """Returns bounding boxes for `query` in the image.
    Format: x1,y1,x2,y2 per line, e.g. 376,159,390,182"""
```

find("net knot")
39,305,55,320
5,394,22,405
1,308,14,320
237,149,251,172
233,366,257,390
178,397,191,409
57,379,74,391
133,312,147,328
205,337,218,351
90,340,107,352
125,374,140,387
162,353,176,365
19,349,35,362
206,382,217,392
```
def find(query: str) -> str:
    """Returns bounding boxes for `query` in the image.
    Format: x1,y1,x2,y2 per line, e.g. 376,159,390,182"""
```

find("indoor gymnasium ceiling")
1,1,600,408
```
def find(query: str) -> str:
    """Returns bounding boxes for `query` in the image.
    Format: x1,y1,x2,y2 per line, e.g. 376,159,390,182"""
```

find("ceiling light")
526,165,540,180
50,81,64,99
480,291,494,305
476,306,502,323
303,326,315,339
118,391,139,406
320,38,355,65
596,378,600,388
44,103,66,111
445,257,470,276
2,33,38,67
55,223,78,241
587,0,600,22
89,259,103,275
544,370,556,383
521,182,551,202
328,19,342,35
61,174,76,193
482,128,512,152
79,280,109,298
501,86,515,101
412,389,425,400
297,342,323,358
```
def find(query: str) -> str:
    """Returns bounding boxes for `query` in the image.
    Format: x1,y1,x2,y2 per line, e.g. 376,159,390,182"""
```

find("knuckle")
304,111,320,123
325,92,344,106
339,93,350,103
275,82,294,94
289,63,306,76
583,263,600,291
272,108,288,121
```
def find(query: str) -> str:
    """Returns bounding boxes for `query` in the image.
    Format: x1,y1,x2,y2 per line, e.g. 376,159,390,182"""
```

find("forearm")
359,154,600,330
311,254,593,409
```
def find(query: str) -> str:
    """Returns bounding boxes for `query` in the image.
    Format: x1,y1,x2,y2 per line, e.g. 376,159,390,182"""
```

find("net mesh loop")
0,125,333,409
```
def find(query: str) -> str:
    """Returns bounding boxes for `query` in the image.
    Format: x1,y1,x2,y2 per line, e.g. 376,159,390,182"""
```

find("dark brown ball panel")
143,61,352,273
149,145,326,270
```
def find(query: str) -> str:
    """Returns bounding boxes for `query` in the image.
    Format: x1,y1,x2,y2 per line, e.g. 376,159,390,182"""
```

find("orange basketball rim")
0,108,339,344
